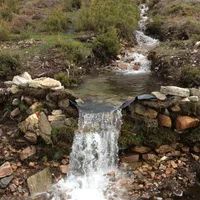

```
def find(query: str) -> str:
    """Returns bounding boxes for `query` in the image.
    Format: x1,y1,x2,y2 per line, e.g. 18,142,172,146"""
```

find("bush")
93,27,121,62
55,38,91,64
181,65,200,87
54,72,71,87
0,8,13,21
63,0,81,11
44,9,69,32
10,15,32,34
0,20,10,41
0,53,21,79
76,0,140,41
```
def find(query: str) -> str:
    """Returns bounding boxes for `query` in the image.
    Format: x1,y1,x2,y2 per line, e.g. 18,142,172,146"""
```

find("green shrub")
0,8,13,21
44,9,69,32
55,38,91,64
76,0,140,41
93,27,121,62
0,53,21,79
181,65,200,87
0,20,10,41
63,0,81,11
54,72,71,87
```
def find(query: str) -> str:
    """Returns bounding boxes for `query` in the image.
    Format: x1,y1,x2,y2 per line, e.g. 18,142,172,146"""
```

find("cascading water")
117,4,159,74
50,107,123,200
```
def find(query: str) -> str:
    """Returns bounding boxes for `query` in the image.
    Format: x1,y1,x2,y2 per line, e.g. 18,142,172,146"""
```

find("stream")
49,4,200,200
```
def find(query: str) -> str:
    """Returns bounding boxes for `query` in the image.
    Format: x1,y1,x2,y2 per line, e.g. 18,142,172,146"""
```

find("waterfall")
51,108,122,200
117,4,159,74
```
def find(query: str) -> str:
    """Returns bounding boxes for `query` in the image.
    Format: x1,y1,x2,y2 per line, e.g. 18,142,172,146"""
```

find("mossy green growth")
51,119,77,144
181,65,200,87
0,52,21,79
54,72,71,88
181,128,200,146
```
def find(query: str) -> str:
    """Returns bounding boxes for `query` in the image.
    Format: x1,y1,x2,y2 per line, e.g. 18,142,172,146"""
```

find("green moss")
0,52,21,79
51,119,77,144
181,128,200,146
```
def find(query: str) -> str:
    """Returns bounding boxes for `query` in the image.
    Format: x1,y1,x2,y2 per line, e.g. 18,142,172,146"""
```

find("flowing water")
51,108,123,200
116,4,159,74
49,4,200,200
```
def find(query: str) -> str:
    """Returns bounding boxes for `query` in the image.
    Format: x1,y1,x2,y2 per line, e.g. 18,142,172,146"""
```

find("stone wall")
120,86,200,150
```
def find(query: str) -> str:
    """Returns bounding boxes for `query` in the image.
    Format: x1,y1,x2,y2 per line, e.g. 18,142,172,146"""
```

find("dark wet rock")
27,167,52,196
140,96,181,109
0,175,13,188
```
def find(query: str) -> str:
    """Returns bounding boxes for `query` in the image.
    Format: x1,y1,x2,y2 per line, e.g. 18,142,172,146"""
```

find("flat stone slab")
151,91,166,100
27,168,52,195
160,86,190,97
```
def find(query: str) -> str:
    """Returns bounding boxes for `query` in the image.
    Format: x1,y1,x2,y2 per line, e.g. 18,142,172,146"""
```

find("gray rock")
12,72,32,87
151,91,166,100
51,110,63,116
189,96,199,102
48,115,66,122
38,112,52,144
190,88,200,98
24,132,37,144
50,120,65,128
65,118,72,126
12,98,20,106
0,175,13,188
160,86,190,97
27,168,52,195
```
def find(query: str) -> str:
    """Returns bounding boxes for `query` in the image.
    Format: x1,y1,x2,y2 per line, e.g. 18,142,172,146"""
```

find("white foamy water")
116,4,159,75
50,109,122,200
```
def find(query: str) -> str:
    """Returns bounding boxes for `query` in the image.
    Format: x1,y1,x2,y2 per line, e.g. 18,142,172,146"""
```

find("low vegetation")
0,52,21,79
